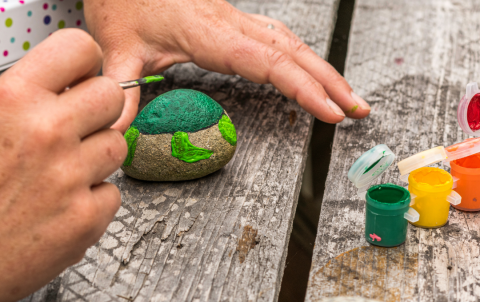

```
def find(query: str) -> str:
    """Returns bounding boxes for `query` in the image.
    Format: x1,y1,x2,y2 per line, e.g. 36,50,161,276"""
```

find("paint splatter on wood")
310,246,418,301
236,225,259,263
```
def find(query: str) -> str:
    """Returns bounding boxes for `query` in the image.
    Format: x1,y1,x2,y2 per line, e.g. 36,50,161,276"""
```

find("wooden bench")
306,0,480,301
24,0,340,301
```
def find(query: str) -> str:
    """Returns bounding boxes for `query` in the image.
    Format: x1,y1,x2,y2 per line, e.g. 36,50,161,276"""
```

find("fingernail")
326,98,345,117
351,91,371,111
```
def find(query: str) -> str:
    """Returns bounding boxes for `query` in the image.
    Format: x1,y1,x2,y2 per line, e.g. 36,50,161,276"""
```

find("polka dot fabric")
0,0,87,70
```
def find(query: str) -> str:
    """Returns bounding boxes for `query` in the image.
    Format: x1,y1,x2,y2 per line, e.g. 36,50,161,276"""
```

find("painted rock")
121,89,237,181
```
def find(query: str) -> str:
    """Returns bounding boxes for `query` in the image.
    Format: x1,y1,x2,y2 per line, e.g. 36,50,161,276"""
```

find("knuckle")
98,76,124,100
81,77,124,116
56,167,80,189
74,199,99,233
55,28,101,59
92,77,124,107
267,49,291,68
32,121,65,146
0,82,17,104
289,38,310,55
107,130,128,165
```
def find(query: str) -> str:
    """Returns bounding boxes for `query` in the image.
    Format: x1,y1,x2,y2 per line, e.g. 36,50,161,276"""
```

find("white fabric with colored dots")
1,0,87,70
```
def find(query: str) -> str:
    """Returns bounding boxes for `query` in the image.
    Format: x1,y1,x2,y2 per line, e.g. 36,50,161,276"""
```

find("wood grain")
24,0,340,301
306,0,480,301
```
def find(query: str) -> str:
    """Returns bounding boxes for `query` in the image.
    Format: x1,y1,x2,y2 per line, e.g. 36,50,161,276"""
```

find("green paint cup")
349,145,421,247
365,184,414,247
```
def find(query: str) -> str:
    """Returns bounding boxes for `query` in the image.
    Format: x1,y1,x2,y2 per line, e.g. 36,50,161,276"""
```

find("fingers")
241,14,371,119
89,182,122,236
8,28,103,94
81,129,127,185
58,76,125,138
102,55,145,133
74,182,121,247
194,32,345,123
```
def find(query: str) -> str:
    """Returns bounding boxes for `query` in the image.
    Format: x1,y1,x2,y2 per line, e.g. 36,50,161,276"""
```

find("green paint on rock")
132,89,224,134
218,114,237,146
171,132,213,163
123,126,140,166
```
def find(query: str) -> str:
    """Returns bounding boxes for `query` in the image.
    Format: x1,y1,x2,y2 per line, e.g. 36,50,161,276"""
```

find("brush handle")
119,75,164,90
119,80,141,89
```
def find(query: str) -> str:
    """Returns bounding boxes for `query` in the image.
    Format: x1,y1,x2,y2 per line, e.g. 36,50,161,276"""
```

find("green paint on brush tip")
137,75,164,85
218,114,237,146
123,126,140,166
171,132,213,163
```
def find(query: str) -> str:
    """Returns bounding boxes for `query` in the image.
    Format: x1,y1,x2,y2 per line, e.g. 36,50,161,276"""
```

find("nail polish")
327,98,346,117
351,92,371,111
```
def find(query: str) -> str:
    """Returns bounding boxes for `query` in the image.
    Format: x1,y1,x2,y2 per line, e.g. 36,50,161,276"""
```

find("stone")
121,89,237,181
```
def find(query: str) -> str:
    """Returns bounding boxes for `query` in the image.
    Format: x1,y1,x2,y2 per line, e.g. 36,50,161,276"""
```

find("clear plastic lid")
397,146,448,182
444,137,480,162
348,144,396,194
457,82,480,136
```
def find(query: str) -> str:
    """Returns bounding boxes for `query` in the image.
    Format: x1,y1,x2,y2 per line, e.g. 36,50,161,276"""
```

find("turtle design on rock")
121,89,237,181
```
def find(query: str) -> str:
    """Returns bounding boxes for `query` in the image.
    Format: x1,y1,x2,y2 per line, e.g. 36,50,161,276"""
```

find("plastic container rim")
366,184,411,210
408,167,453,192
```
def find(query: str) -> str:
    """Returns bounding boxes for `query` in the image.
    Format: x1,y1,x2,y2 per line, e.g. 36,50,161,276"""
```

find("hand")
0,29,126,301
84,0,371,133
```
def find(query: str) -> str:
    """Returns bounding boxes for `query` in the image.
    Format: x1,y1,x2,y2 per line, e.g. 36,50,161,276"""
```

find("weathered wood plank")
27,0,340,301
306,0,480,301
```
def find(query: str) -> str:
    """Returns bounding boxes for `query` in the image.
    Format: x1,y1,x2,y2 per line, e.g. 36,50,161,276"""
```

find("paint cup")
398,148,461,229
407,167,460,228
445,138,480,211
457,82,480,137
365,184,417,247
450,158,480,211
349,145,420,247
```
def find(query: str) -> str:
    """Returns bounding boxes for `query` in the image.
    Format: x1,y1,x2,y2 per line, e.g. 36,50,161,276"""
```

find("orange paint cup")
450,153,480,211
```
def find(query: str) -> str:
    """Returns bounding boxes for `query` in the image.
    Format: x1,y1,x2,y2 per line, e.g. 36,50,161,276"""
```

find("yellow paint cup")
407,167,454,228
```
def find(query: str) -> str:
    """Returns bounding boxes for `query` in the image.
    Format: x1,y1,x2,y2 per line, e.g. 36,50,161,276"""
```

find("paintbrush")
119,75,164,89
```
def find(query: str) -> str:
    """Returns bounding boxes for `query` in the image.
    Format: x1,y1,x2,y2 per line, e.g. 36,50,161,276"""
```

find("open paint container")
442,82,480,211
348,144,419,247
398,147,462,228
445,138,480,211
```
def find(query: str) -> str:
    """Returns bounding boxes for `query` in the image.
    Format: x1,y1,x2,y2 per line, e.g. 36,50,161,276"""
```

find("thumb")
102,55,144,133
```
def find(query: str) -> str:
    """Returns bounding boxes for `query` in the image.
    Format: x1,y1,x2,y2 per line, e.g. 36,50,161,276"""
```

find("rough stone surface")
122,124,236,181
123,89,237,182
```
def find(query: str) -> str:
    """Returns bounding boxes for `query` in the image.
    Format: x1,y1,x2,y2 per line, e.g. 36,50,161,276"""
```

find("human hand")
0,29,126,301
84,0,371,133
